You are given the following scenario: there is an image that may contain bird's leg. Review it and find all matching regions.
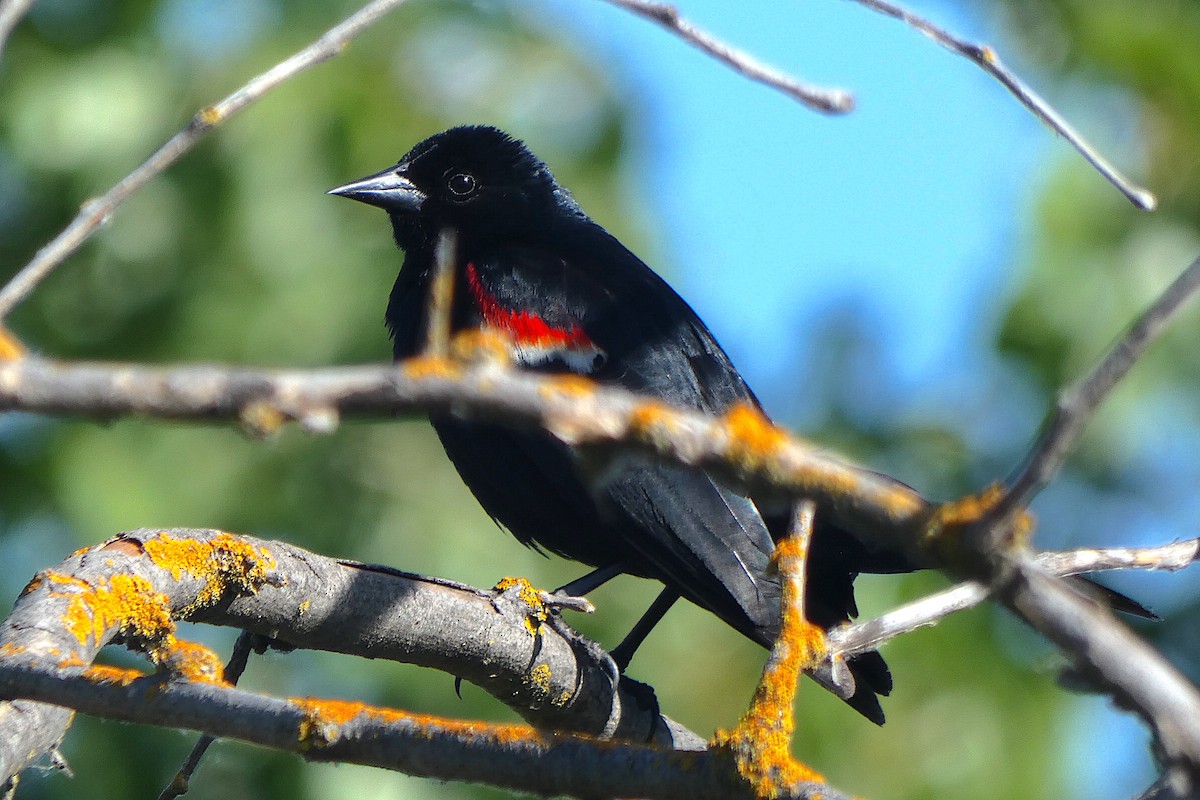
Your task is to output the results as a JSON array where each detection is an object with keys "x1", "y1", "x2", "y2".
[
  {"x1": 552, "y1": 562, "x2": 625, "y2": 599},
  {"x1": 527, "y1": 563, "x2": 629, "y2": 617},
  {"x1": 503, "y1": 563, "x2": 628, "y2": 627},
  {"x1": 610, "y1": 587, "x2": 681, "y2": 670}
]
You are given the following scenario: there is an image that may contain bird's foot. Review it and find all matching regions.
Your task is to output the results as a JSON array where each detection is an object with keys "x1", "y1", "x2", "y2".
[
  {"x1": 537, "y1": 589, "x2": 595, "y2": 615},
  {"x1": 491, "y1": 577, "x2": 594, "y2": 640}
]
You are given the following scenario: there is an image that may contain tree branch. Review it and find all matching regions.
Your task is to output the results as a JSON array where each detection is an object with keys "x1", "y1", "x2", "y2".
[
  {"x1": 0, "y1": 355, "x2": 934, "y2": 556},
  {"x1": 999, "y1": 555, "x2": 1200, "y2": 798},
  {"x1": 828, "y1": 539, "x2": 1200, "y2": 661},
  {"x1": 599, "y1": 0, "x2": 854, "y2": 113},
  {"x1": 848, "y1": 0, "x2": 1156, "y2": 210},
  {"x1": 0, "y1": 664, "x2": 748, "y2": 800},
  {"x1": 0, "y1": 0, "x2": 411, "y2": 321},
  {"x1": 999, "y1": 252, "x2": 1200, "y2": 518},
  {"x1": 0, "y1": 0, "x2": 35, "y2": 62},
  {"x1": 157, "y1": 631, "x2": 260, "y2": 800},
  {"x1": 0, "y1": 528, "x2": 848, "y2": 799}
]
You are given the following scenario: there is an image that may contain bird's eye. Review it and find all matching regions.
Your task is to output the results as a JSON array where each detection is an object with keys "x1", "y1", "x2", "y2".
[{"x1": 447, "y1": 173, "x2": 477, "y2": 198}]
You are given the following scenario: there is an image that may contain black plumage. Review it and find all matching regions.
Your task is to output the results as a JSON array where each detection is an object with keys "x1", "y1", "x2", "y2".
[{"x1": 330, "y1": 125, "x2": 917, "y2": 723}]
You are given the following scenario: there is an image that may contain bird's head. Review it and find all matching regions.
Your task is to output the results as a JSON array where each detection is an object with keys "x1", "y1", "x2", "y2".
[{"x1": 329, "y1": 126, "x2": 577, "y2": 249}]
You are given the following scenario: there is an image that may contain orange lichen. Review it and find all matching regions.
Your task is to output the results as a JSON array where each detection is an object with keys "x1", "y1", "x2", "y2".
[
  {"x1": 292, "y1": 695, "x2": 543, "y2": 750},
  {"x1": 628, "y1": 400, "x2": 681, "y2": 443},
  {"x1": 450, "y1": 328, "x2": 515, "y2": 364},
  {"x1": 723, "y1": 402, "x2": 789, "y2": 470},
  {"x1": 47, "y1": 571, "x2": 175, "y2": 657},
  {"x1": 399, "y1": 355, "x2": 462, "y2": 380},
  {"x1": 0, "y1": 326, "x2": 25, "y2": 360},
  {"x1": 395, "y1": 709, "x2": 540, "y2": 745},
  {"x1": 82, "y1": 664, "x2": 148, "y2": 686},
  {"x1": 240, "y1": 401, "x2": 287, "y2": 438},
  {"x1": 0, "y1": 643, "x2": 26, "y2": 658},
  {"x1": 932, "y1": 483, "x2": 1005, "y2": 528},
  {"x1": 711, "y1": 533, "x2": 825, "y2": 797},
  {"x1": 142, "y1": 532, "x2": 275, "y2": 617},
  {"x1": 43, "y1": 572, "x2": 91, "y2": 592},
  {"x1": 538, "y1": 373, "x2": 598, "y2": 400},
  {"x1": 770, "y1": 529, "x2": 809, "y2": 568},
  {"x1": 791, "y1": 462, "x2": 859, "y2": 502},
  {"x1": 196, "y1": 105, "x2": 222, "y2": 126},
  {"x1": 493, "y1": 576, "x2": 548, "y2": 637},
  {"x1": 294, "y1": 698, "x2": 357, "y2": 749},
  {"x1": 160, "y1": 639, "x2": 228, "y2": 684},
  {"x1": 877, "y1": 484, "x2": 927, "y2": 519},
  {"x1": 529, "y1": 662, "x2": 552, "y2": 694},
  {"x1": 925, "y1": 483, "x2": 1035, "y2": 553}
]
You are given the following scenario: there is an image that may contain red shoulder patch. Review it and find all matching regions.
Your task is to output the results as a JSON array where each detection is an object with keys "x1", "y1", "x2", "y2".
[{"x1": 465, "y1": 262, "x2": 600, "y2": 352}]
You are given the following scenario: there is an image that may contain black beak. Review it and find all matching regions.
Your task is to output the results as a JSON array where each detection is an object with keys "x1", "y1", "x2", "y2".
[{"x1": 327, "y1": 165, "x2": 425, "y2": 213}]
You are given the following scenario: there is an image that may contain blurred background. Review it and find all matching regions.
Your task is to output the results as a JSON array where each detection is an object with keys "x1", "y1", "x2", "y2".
[{"x1": 1, "y1": 0, "x2": 1199, "y2": 797}]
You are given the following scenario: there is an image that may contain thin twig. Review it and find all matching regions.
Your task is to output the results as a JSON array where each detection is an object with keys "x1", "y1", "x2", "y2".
[
  {"x1": 998, "y1": 253, "x2": 1200, "y2": 518},
  {"x1": 848, "y1": 0, "x2": 1156, "y2": 210},
  {"x1": 424, "y1": 229, "x2": 458, "y2": 357},
  {"x1": 0, "y1": 0, "x2": 35, "y2": 62},
  {"x1": 0, "y1": 0, "x2": 411, "y2": 322},
  {"x1": 600, "y1": 0, "x2": 853, "y2": 114},
  {"x1": 828, "y1": 539, "x2": 1200, "y2": 660},
  {"x1": 789, "y1": 500, "x2": 816, "y2": 617},
  {"x1": 157, "y1": 631, "x2": 258, "y2": 800},
  {"x1": 1004, "y1": 555, "x2": 1200, "y2": 790}
]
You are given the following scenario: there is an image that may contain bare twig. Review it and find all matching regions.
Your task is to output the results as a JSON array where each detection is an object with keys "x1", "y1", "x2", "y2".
[
  {"x1": 1001, "y1": 555, "x2": 1200, "y2": 797},
  {"x1": 829, "y1": 539, "x2": 1200, "y2": 660},
  {"x1": 424, "y1": 229, "x2": 458, "y2": 357},
  {"x1": 788, "y1": 501, "x2": 817, "y2": 616},
  {"x1": 0, "y1": 0, "x2": 35, "y2": 62},
  {"x1": 157, "y1": 631, "x2": 259, "y2": 800},
  {"x1": 848, "y1": 0, "x2": 1156, "y2": 210},
  {"x1": 600, "y1": 0, "x2": 853, "y2": 114},
  {"x1": 998, "y1": 253, "x2": 1200, "y2": 518},
  {"x1": 0, "y1": 0, "x2": 411, "y2": 321}
]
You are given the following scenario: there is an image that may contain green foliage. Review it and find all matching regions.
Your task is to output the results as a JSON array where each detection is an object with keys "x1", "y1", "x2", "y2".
[{"x1": 2, "y1": 1, "x2": 1197, "y2": 799}]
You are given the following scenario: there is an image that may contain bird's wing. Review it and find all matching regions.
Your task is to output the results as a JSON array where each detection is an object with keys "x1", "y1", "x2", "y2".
[
  {"x1": 597, "y1": 458, "x2": 782, "y2": 641},
  {"x1": 470, "y1": 237, "x2": 785, "y2": 637}
]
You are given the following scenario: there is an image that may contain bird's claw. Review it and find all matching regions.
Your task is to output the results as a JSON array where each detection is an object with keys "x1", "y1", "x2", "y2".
[{"x1": 537, "y1": 590, "x2": 595, "y2": 614}]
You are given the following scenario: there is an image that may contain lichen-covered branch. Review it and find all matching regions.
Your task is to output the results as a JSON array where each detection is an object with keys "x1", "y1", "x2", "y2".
[
  {"x1": 0, "y1": 661, "x2": 748, "y2": 800},
  {"x1": 0, "y1": 529, "x2": 700, "y2": 771},
  {"x1": 0, "y1": 528, "x2": 844, "y2": 800},
  {"x1": 0, "y1": 354, "x2": 934, "y2": 557},
  {"x1": 711, "y1": 501, "x2": 828, "y2": 797}
]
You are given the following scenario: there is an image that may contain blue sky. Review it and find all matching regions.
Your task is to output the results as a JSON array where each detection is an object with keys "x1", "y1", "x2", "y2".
[{"x1": 541, "y1": 0, "x2": 1048, "y2": 402}]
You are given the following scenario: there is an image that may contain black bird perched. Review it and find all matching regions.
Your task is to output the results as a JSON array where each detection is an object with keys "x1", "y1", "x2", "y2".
[{"x1": 328, "y1": 125, "x2": 920, "y2": 724}]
